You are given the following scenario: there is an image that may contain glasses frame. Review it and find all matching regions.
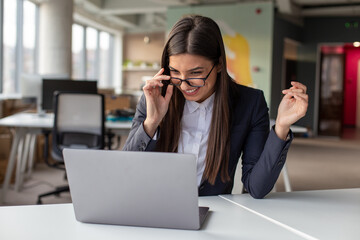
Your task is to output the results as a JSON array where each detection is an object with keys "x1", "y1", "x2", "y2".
[{"x1": 169, "y1": 64, "x2": 216, "y2": 87}]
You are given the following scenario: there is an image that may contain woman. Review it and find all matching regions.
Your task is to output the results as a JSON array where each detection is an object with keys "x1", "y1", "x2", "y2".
[{"x1": 123, "y1": 15, "x2": 308, "y2": 199}]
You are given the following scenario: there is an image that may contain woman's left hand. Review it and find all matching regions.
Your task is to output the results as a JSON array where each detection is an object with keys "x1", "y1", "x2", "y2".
[{"x1": 275, "y1": 81, "x2": 308, "y2": 140}]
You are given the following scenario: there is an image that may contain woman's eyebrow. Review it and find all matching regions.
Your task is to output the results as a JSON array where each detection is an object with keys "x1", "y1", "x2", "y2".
[{"x1": 169, "y1": 66, "x2": 204, "y2": 72}]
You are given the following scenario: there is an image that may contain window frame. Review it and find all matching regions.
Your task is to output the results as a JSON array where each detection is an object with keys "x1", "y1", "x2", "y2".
[
  {"x1": 0, "y1": 0, "x2": 3, "y2": 93},
  {"x1": 72, "y1": 23, "x2": 115, "y2": 88},
  {"x1": 15, "y1": 0, "x2": 24, "y2": 92},
  {"x1": 0, "y1": 0, "x2": 39, "y2": 95},
  {"x1": 0, "y1": 2, "x2": 116, "y2": 95}
]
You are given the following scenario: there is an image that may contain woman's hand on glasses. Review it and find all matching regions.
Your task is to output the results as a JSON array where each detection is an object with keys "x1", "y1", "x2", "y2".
[{"x1": 142, "y1": 68, "x2": 173, "y2": 138}]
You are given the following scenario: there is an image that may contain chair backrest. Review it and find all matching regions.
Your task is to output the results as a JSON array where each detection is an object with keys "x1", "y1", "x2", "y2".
[{"x1": 51, "y1": 92, "x2": 105, "y2": 162}]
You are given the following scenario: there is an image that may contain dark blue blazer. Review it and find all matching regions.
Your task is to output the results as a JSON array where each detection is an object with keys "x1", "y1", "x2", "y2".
[{"x1": 123, "y1": 83, "x2": 293, "y2": 199}]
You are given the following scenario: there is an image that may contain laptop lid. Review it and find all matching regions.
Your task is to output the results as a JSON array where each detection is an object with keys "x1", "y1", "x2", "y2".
[{"x1": 63, "y1": 149, "x2": 207, "y2": 230}]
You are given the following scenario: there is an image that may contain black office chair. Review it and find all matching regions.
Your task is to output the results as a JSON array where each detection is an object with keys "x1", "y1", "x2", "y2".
[{"x1": 37, "y1": 92, "x2": 105, "y2": 204}]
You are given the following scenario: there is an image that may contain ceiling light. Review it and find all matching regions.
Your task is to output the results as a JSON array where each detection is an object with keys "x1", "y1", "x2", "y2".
[{"x1": 144, "y1": 36, "x2": 150, "y2": 44}]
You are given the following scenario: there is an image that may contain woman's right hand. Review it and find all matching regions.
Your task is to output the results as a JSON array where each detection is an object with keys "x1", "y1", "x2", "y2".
[{"x1": 142, "y1": 68, "x2": 174, "y2": 138}]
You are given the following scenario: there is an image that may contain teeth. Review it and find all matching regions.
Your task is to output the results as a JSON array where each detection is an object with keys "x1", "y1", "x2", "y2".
[{"x1": 186, "y1": 88, "x2": 197, "y2": 93}]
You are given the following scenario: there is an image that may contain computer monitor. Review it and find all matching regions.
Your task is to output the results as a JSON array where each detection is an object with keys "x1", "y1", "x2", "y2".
[
  {"x1": 42, "y1": 79, "x2": 98, "y2": 111},
  {"x1": 21, "y1": 74, "x2": 72, "y2": 115}
]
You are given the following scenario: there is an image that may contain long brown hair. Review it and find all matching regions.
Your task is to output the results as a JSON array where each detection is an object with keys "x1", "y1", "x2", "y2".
[{"x1": 157, "y1": 15, "x2": 233, "y2": 185}]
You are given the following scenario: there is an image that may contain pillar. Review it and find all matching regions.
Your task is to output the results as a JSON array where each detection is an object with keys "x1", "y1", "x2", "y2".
[{"x1": 38, "y1": 0, "x2": 73, "y2": 76}]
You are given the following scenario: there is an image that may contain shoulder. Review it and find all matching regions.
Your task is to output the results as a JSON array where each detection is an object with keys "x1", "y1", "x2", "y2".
[
  {"x1": 229, "y1": 82, "x2": 265, "y2": 104},
  {"x1": 228, "y1": 82, "x2": 269, "y2": 129}
]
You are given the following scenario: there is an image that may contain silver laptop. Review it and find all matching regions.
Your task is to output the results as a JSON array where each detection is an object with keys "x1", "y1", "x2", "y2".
[{"x1": 63, "y1": 149, "x2": 209, "y2": 230}]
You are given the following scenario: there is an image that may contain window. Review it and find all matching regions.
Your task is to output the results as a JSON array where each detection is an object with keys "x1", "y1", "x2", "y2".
[
  {"x1": 2, "y1": 0, "x2": 17, "y2": 94},
  {"x1": 72, "y1": 24, "x2": 85, "y2": 79},
  {"x1": 23, "y1": 0, "x2": 37, "y2": 74},
  {"x1": 86, "y1": 27, "x2": 98, "y2": 79},
  {"x1": 71, "y1": 24, "x2": 114, "y2": 88},
  {"x1": 1, "y1": 0, "x2": 38, "y2": 94},
  {"x1": 99, "y1": 31, "x2": 112, "y2": 88}
]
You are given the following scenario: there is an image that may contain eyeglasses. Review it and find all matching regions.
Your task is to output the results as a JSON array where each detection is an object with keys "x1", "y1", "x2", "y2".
[{"x1": 169, "y1": 64, "x2": 216, "y2": 87}]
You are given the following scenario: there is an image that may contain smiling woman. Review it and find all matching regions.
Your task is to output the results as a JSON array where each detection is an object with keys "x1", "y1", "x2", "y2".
[
  {"x1": 168, "y1": 54, "x2": 217, "y2": 103},
  {"x1": 123, "y1": 15, "x2": 308, "y2": 199}
]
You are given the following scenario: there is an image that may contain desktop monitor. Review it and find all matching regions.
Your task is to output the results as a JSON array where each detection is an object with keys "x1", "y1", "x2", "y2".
[
  {"x1": 21, "y1": 74, "x2": 71, "y2": 114},
  {"x1": 42, "y1": 79, "x2": 98, "y2": 111}
]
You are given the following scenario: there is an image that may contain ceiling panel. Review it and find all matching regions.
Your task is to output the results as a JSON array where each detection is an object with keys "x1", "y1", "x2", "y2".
[{"x1": 74, "y1": 0, "x2": 360, "y2": 32}]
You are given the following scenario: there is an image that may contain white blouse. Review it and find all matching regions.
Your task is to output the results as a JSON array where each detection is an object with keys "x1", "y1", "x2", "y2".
[{"x1": 178, "y1": 93, "x2": 215, "y2": 186}]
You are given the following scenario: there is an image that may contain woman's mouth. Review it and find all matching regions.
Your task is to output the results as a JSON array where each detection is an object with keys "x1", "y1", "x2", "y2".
[{"x1": 183, "y1": 87, "x2": 200, "y2": 96}]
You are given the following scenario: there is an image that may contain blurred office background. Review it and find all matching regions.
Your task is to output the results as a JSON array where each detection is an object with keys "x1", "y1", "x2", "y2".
[{"x1": 0, "y1": 0, "x2": 360, "y2": 205}]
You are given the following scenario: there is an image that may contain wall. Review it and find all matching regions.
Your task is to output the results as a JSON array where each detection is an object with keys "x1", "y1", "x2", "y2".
[
  {"x1": 271, "y1": 16, "x2": 303, "y2": 120},
  {"x1": 167, "y1": 2, "x2": 274, "y2": 104},
  {"x1": 344, "y1": 47, "x2": 360, "y2": 126},
  {"x1": 122, "y1": 32, "x2": 165, "y2": 90},
  {"x1": 358, "y1": 60, "x2": 360, "y2": 128},
  {"x1": 297, "y1": 17, "x2": 360, "y2": 131}
]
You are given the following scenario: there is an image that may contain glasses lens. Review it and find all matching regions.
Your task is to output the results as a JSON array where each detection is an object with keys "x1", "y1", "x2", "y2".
[
  {"x1": 170, "y1": 78, "x2": 181, "y2": 86},
  {"x1": 169, "y1": 78, "x2": 205, "y2": 87},
  {"x1": 187, "y1": 79, "x2": 205, "y2": 87}
]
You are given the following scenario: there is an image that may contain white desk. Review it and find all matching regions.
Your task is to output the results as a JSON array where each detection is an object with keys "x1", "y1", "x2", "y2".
[
  {"x1": 0, "y1": 189, "x2": 357, "y2": 240},
  {"x1": 0, "y1": 112, "x2": 132, "y2": 131},
  {"x1": 222, "y1": 188, "x2": 360, "y2": 240},
  {"x1": 0, "y1": 112, "x2": 132, "y2": 203},
  {"x1": 0, "y1": 196, "x2": 305, "y2": 240}
]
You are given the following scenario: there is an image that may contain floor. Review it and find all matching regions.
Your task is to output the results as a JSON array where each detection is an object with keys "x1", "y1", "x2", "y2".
[
  {"x1": 232, "y1": 127, "x2": 360, "y2": 194},
  {"x1": 1, "y1": 128, "x2": 360, "y2": 206},
  {"x1": 0, "y1": 164, "x2": 71, "y2": 206}
]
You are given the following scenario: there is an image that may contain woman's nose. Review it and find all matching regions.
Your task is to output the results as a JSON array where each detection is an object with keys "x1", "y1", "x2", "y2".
[{"x1": 180, "y1": 81, "x2": 191, "y2": 90}]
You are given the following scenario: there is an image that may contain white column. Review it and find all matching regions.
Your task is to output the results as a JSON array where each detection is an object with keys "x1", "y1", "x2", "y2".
[{"x1": 38, "y1": 0, "x2": 73, "y2": 76}]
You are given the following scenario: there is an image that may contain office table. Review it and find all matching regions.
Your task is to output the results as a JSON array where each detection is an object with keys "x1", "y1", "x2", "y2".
[
  {"x1": 0, "y1": 112, "x2": 132, "y2": 203},
  {"x1": 0, "y1": 195, "x2": 306, "y2": 240},
  {"x1": 0, "y1": 189, "x2": 358, "y2": 240},
  {"x1": 221, "y1": 188, "x2": 360, "y2": 240}
]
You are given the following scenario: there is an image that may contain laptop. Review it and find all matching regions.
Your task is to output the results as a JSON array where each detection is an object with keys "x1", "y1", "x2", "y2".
[{"x1": 63, "y1": 149, "x2": 209, "y2": 230}]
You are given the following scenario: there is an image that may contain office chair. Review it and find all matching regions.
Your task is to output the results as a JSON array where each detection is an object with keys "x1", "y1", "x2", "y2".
[{"x1": 37, "y1": 92, "x2": 105, "y2": 204}]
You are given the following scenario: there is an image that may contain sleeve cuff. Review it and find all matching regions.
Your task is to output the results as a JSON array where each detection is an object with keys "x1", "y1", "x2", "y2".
[
  {"x1": 142, "y1": 122, "x2": 159, "y2": 140},
  {"x1": 271, "y1": 124, "x2": 293, "y2": 142},
  {"x1": 152, "y1": 129, "x2": 159, "y2": 140}
]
